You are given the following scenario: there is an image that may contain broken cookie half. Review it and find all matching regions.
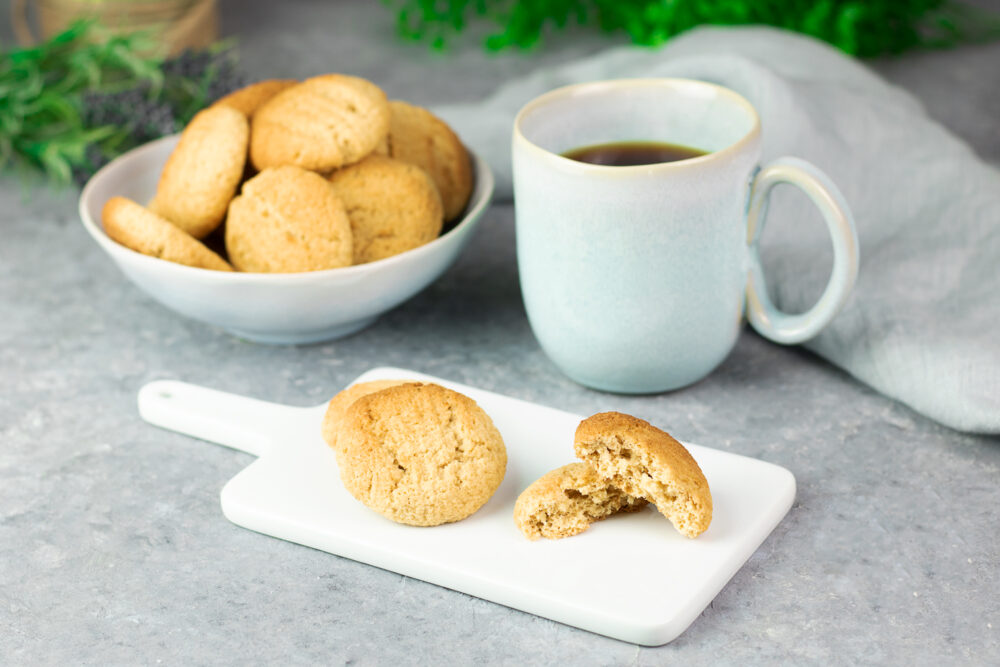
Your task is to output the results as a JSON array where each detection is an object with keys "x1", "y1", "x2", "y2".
[
  {"x1": 574, "y1": 412, "x2": 713, "y2": 539},
  {"x1": 513, "y1": 411, "x2": 713, "y2": 541},
  {"x1": 513, "y1": 462, "x2": 647, "y2": 540}
]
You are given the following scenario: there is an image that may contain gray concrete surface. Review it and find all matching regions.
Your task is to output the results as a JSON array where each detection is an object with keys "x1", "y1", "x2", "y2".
[{"x1": 1, "y1": 1, "x2": 998, "y2": 664}]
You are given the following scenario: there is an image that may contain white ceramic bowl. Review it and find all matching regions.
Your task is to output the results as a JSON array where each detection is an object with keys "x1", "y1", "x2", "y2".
[{"x1": 79, "y1": 135, "x2": 494, "y2": 344}]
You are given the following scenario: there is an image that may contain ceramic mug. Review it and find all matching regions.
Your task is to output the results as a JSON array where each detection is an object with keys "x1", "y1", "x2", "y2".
[{"x1": 512, "y1": 78, "x2": 859, "y2": 393}]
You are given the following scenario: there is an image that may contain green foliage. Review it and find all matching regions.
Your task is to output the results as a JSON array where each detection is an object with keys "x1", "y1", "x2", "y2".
[
  {"x1": 0, "y1": 21, "x2": 242, "y2": 186},
  {"x1": 385, "y1": 0, "x2": 1000, "y2": 55}
]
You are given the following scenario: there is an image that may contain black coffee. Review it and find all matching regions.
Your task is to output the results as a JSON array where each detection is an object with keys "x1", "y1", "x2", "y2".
[{"x1": 562, "y1": 140, "x2": 707, "y2": 166}]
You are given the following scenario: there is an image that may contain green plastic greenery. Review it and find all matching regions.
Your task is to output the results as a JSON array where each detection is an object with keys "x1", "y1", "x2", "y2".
[
  {"x1": 386, "y1": 0, "x2": 1000, "y2": 55},
  {"x1": 0, "y1": 21, "x2": 241, "y2": 186}
]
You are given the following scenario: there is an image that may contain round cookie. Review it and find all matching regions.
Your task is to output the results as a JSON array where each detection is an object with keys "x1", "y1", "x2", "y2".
[
  {"x1": 327, "y1": 154, "x2": 443, "y2": 264},
  {"x1": 213, "y1": 79, "x2": 298, "y2": 117},
  {"x1": 574, "y1": 412, "x2": 713, "y2": 538},
  {"x1": 250, "y1": 74, "x2": 390, "y2": 172},
  {"x1": 321, "y1": 379, "x2": 409, "y2": 460},
  {"x1": 514, "y1": 462, "x2": 647, "y2": 541},
  {"x1": 386, "y1": 100, "x2": 473, "y2": 221},
  {"x1": 149, "y1": 105, "x2": 248, "y2": 239},
  {"x1": 102, "y1": 196, "x2": 233, "y2": 271},
  {"x1": 225, "y1": 165, "x2": 353, "y2": 273},
  {"x1": 338, "y1": 383, "x2": 507, "y2": 527}
]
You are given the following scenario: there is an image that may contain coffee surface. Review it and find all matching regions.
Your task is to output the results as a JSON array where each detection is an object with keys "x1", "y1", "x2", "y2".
[{"x1": 562, "y1": 141, "x2": 707, "y2": 166}]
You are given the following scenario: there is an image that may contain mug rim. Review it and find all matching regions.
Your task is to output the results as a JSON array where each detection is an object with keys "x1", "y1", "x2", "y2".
[{"x1": 512, "y1": 77, "x2": 761, "y2": 172}]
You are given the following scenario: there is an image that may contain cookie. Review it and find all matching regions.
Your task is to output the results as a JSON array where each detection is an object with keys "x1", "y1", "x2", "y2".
[
  {"x1": 327, "y1": 154, "x2": 443, "y2": 264},
  {"x1": 148, "y1": 105, "x2": 249, "y2": 239},
  {"x1": 514, "y1": 463, "x2": 647, "y2": 541},
  {"x1": 225, "y1": 165, "x2": 353, "y2": 273},
  {"x1": 213, "y1": 79, "x2": 298, "y2": 117},
  {"x1": 321, "y1": 379, "x2": 409, "y2": 460},
  {"x1": 574, "y1": 412, "x2": 712, "y2": 538},
  {"x1": 102, "y1": 196, "x2": 233, "y2": 271},
  {"x1": 250, "y1": 74, "x2": 390, "y2": 172},
  {"x1": 337, "y1": 383, "x2": 507, "y2": 527},
  {"x1": 386, "y1": 100, "x2": 473, "y2": 221}
]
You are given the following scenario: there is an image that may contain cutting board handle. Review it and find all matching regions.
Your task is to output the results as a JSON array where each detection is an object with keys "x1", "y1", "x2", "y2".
[{"x1": 138, "y1": 380, "x2": 310, "y2": 457}]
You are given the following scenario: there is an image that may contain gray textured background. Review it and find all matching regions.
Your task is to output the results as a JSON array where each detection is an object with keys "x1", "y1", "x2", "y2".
[{"x1": 1, "y1": 0, "x2": 998, "y2": 664}]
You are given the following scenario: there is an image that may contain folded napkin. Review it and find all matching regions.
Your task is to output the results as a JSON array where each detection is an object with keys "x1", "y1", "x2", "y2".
[{"x1": 434, "y1": 26, "x2": 1000, "y2": 434}]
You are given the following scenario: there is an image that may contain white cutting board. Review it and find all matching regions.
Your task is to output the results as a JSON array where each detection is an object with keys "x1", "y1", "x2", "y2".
[{"x1": 137, "y1": 367, "x2": 795, "y2": 646}]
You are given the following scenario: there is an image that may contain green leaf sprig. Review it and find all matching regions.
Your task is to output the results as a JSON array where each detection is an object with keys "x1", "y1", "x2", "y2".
[
  {"x1": 385, "y1": 0, "x2": 1000, "y2": 55},
  {"x1": 0, "y1": 20, "x2": 243, "y2": 186}
]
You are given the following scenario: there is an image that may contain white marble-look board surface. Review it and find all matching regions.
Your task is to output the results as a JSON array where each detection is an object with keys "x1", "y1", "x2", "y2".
[{"x1": 137, "y1": 368, "x2": 795, "y2": 645}]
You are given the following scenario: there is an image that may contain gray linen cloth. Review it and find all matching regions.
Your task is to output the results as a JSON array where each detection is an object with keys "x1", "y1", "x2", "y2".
[{"x1": 434, "y1": 26, "x2": 1000, "y2": 433}]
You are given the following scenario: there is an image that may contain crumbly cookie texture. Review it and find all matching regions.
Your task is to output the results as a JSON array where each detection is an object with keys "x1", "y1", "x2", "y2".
[
  {"x1": 149, "y1": 105, "x2": 248, "y2": 239},
  {"x1": 574, "y1": 412, "x2": 712, "y2": 538},
  {"x1": 321, "y1": 380, "x2": 409, "y2": 461},
  {"x1": 102, "y1": 196, "x2": 233, "y2": 271},
  {"x1": 386, "y1": 100, "x2": 473, "y2": 222},
  {"x1": 337, "y1": 383, "x2": 507, "y2": 527},
  {"x1": 514, "y1": 462, "x2": 647, "y2": 540},
  {"x1": 213, "y1": 79, "x2": 298, "y2": 117},
  {"x1": 225, "y1": 165, "x2": 353, "y2": 273},
  {"x1": 250, "y1": 74, "x2": 390, "y2": 172},
  {"x1": 328, "y1": 154, "x2": 443, "y2": 264}
]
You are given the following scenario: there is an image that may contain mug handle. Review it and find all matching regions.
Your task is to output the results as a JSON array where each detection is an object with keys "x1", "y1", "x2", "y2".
[{"x1": 745, "y1": 156, "x2": 860, "y2": 344}]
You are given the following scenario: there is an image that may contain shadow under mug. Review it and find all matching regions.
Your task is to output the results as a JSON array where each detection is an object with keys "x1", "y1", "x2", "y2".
[{"x1": 512, "y1": 78, "x2": 859, "y2": 393}]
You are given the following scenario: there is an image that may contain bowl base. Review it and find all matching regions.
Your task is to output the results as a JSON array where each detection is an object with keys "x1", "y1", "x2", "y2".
[{"x1": 225, "y1": 316, "x2": 378, "y2": 345}]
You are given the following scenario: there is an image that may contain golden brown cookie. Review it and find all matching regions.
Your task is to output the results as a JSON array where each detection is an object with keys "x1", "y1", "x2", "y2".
[
  {"x1": 327, "y1": 154, "x2": 443, "y2": 264},
  {"x1": 574, "y1": 412, "x2": 712, "y2": 538},
  {"x1": 338, "y1": 383, "x2": 507, "y2": 527},
  {"x1": 386, "y1": 100, "x2": 473, "y2": 221},
  {"x1": 225, "y1": 165, "x2": 353, "y2": 273},
  {"x1": 321, "y1": 379, "x2": 409, "y2": 460},
  {"x1": 148, "y1": 105, "x2": 249, "y2": 239},
  {"x1": 102, "y1": 196, "x2": 233, "y2": 271},
  {"x1": 250, "y1": 74, "x2": 390, "y2": 172},
  {"x1": 213, "y1": 79, "x2": 298, "y2": 117},
  {"x1": 514, "y1": 463, "x2": 647, "y2": 541}
]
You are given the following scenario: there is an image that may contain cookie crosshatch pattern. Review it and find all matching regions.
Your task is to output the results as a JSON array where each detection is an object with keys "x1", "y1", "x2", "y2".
[
  {"x1": 250, "y1": 74, "x2": 392, "y2": 172},
  {"x1": 334, "y1": 383, "x2": 508, "y2": 527}
]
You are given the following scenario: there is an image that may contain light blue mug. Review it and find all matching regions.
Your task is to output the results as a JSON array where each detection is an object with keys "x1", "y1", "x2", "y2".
[{"x1": 512, "y1": 78, "x2": 859, "y2": 393}]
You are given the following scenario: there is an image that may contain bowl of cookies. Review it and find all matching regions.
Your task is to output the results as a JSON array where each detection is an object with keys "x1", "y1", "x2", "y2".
[{"x1": 79, "y1": 74, "x2": 493, "y2": 344}]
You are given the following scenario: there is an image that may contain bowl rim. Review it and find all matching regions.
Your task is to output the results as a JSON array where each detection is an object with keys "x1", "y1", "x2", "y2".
[{"x1": 78, "y1": 134, "x2": 495, "y2": 284}]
